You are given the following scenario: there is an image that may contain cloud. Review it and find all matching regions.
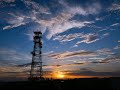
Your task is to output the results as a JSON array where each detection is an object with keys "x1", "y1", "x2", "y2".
[
  {"x1": 53, "y1": 32, "x2": 103, "y2": 48},
  {"x1": 3, "y1": 14, "x2": 29, "y2": 30},
  {"x1": 59, "y1": 0, "x2": 101, "y2": 15},
  {"x1": 17, "y1": 62, "x2": 85, "y2": 69},
  {"x1": 110, "y1": 23, "x2": 120, "y2": 27},
  {"x1": 114, "y1": 45, "x2": 120, "y2": 49},
  {"x1": 74, "y1": 31, "x2": 110, "y2": 47},
  {"x1": 53, "y1": 32, "x2": 109, "y2": 47},
  {"x1": 53, "y1": 33, "x2": 100, "y2": 45},
  {"x1": 49, "y1": 50, "x2": 97, "y2": 59},
  {"x1": 86, "y1": 53, "x2": 120, "y2": 64},
  {"x1": 101, "y1": 55, "x2": 120, "y2": 63},
  {"x1": 8, "y1": 52, "x2": 120, "y2": 71},
  {"x1": 0, "y1": 0, "x2": 15, "y2": 4},
  {"x1": 39, "y1": 14, "x2": 94, "y2": 39},
  {"x1": 90, "y1": 58, "x2": 113, "y2": 64},
  {"x1": 118, "y1": 40, "x2": 120, "y2": 43},
  {"x1": 76, "y1": 33, "x2": 99, "y2": 45},
  {"x1": 67, "y1": 69, "x2": 120, "y2": 77},
  {"x1": 90, "y1": 61, "x2": 109, "y2": 64},
  {"x1": 53, "y1": 33, "x2": 83, "y2": 42},
  {"x1": 68, "y1": 4, "x2": 101, "y2": 16},
  {"x1": 2, "y1": 1, "x2": 47, "y2": 30},
  {"x1": 95, "y1": 17, "x2": 103, "y2": 21},
  {"x1": 2, "y1": 0, "x2": 97, "y2": 40},
  {"x1": 42, "y1": 51, "x2": 54, "y2": 56},
  {"x1": 109, "y1": 3, "x2": 120, "y2": 11},
  {"x1": 24, "y1": 24, "x2": 47, "y2": 40},
  {"x1": 0, "y1": 65, "x2": 30, "y2": 81},
  {"x1": 96, "y1": 48, "x2": 114, "y2": 55},
  {"x1": 0, "y1": 48, "x2": 31, "y2": 66},
  {"x1": 3, "y1": 22, "x2": 26, "y2": 30},
  {"x1": 42, "y1": 0, "x2": 101, "y2": 39},
  {"x1": 22, "y1": 0, "x2": 50, "y2": 14},
  {"x1": 102, "y1": 33, "x2": 109, "y2": 37},
  {"x1": 0, "y1": 66, "x2": 29, "y2": 73},
  {"x1": 66, "y1": 62, "x2": 85, "y2": 66},
  {"x1": 48, "y1": 48, "x2": 117, "y2": 64}
]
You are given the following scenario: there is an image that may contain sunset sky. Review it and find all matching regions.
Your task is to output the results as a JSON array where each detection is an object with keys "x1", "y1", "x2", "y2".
[{"x1": 0, "y1": 0, "x2": 120, "y2": 81}]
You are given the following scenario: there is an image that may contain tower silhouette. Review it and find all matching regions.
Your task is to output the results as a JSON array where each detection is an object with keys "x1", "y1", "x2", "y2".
[{"x1": 29, "y1": 31, "x2": 43, "y2": 80}]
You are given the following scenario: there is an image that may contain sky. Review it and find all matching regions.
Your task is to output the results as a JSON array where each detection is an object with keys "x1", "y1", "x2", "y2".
[{"x1": 0, "y1": 0, "x2": 120, "y2": 81}]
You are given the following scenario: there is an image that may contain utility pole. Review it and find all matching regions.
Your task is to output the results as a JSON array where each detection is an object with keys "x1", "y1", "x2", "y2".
[{"x1": 29, "y1": 31, "x2": 43, "y2": 80}]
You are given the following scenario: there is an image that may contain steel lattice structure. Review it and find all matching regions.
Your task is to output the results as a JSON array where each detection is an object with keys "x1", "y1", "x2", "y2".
[{"x1": 29, "y1": 31, "x2": 43, "y2": 80}]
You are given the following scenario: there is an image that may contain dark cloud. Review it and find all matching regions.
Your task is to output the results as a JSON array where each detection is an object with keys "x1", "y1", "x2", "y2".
[
  {"x1": 17, "y1": 62, "x2": 84, "y2": 68},
  {"x1": 91, "y1": 61, "x2": 109, "y2": 64},
  {"x1": 67, "y1": 62, "x2": 85, "y2": 66},
  {"x1": 91, "y1": 55, "x2": 120, "y2": 64},
  {"x1": 67, "y1": 69, "x2": 120, "y2": 77}
]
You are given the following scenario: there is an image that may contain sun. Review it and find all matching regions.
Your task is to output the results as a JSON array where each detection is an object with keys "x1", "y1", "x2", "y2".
[
  {"x1": 57, "y1": 72, "x2": 64, "y2": 78},
  {"x1": 53, "y1": 71, "x2": 65, "y2": 79}
]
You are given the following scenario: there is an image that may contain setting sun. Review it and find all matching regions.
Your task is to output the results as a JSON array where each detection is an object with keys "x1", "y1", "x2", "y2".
[
  {"x1": 53, "y1": 71, "x2": 65, "y2": 79},
  {"x1": 57, "y1": 73, "x2": 64, "y2": 78}
]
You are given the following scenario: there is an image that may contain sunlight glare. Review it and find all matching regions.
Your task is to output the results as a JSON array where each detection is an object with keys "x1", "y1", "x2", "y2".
[{"x1": 53, "y1": 71, "x2": 65, "y2": 79}]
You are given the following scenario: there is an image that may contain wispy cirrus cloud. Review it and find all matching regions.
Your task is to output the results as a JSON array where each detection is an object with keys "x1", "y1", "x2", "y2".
[
  {"x1": 59, "y1": 0, "x2": 101, "y2": 15},
  {"x1": 74, "y1": 31, "x2": 109, "y2": 46},
  {"x1": 0, "y1": 48, "x2": 31, "y2": 66},
  {"x1": 113, "y1": 41, "x2": 120, "y2": 50},
  {"x1": 3, "y1": 13, "x2": 30, "y2": 30},
  {"x1": 114, "y1": 45, "x2": 120, "y2": 50},
  {"x1": 102, "y1": 33, "x2": 109, "y2": 37},
  {"x1": 53, "y1": 31, "x2": 109, "y2": 47},
  {"x1": 0, "y1": 66, "x2": 29, "y2": 73},
  {"x1": 110, "y1": 23, "x2": 120, "y2": 27},
  {"x1": 109, "y1": 3, "x2": 120, "y2": 11},
  {"x1": 22, "y1": 0, "x2": 50, "y2": 14},
  {"x1": 75, "y1": 33, "x2": 99, "y2": 46},
  {"x1": 3, "y1": 22, "x2": 26, "y2": 30},
  {"x1": 38, "y1": 13, "x2": 94, "y2": 39},
  {"x1": 49, "y1": 50, "x2": 97, "y2": 60},
  {"x1": 53, "y1": 33, "x2": 83, "y2": 42},
  {"x1": 2, "y1": 0, "x2": 100, "y2": 40},
  {"x1": 96, "y1": 48, "x2": 114, "y2": 55},
  {"x1": 48, "y1": 48, "x2": 119, "y2": 65},
  {"x1": 0, "y1": 0, "x2": 15, "y2": 4},
  {"x1": 54, "y1": 33, "x2": 98, "y2": 44}
]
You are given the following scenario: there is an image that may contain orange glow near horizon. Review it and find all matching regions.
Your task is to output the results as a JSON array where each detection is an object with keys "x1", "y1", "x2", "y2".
[
  {"x1": 53, "y1": 71, "x2": 65, "y2": 79},
  {"x1": 43, "y1": 72, "x2": 111, "y2": 79}
]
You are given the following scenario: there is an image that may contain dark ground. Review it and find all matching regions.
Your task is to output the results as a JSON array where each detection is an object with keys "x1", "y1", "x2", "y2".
[{"x1": 0, "y1": 77, "x2": 120, "y2": 90}]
